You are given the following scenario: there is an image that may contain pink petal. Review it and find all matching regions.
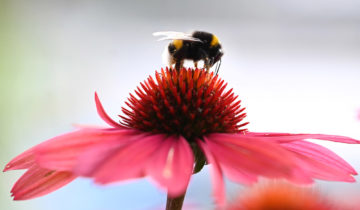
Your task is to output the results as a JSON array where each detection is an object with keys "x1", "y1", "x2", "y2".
[
  {"x1": 147, "y1": 136, "x2": 194, "y2": 197},
  {"x1": 74, "y1": 140, "x2": 127, "y2": 176},
  {"x1": 94, "y1": 92, "x2": 124, "y2": 128},
  {"x1": 85, "y1": 134, "x2": 167, "y2": 184},
  {"x1": 205, "y1": 134, "x2": 314, "y2": 184},
  {"x1": 219, "y1": 163, "x2": 258, "y2": 185},
  {"x1": 245, "y1": 132, "x2": 360, "y2": 144},
  {"x1": 208, "y1": 133, "x2": 358, "y2": 183},
  {"x1": 281, "y1": 142, "x2": 356, "y2": 182},
  {"x1": 207, "y1": 134, "x2": 296, "y2": 177},
  {"x1": 197, "y1": 138, "x2": 226, "y2": 207},
  {"x1": 282, "y1": 141, "x2": 356, "y2": 174},
  {"x1": 295, "y1": 154, "x2": 354, "y2": 182},
  {"x1": 4, "y1": 149, "x2": 35, "y2": 172},
  {"x1": 11, "y1": 166, "x2": 76, "y2": 200},
  {"x1": 74, "y1": 133, "x2": 147, "y2": 176},
  {"x1": 35, "y1": 128, "x2": 135, "y2": 171}
]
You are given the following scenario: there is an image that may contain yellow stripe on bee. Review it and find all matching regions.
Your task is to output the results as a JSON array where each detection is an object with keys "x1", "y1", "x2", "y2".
[
  {"x1": 173, "y1": 39, "x2": 183, "y2": 50},
  {"x1": 210, "y1": 35, "x2": 219, "y2": 46}
]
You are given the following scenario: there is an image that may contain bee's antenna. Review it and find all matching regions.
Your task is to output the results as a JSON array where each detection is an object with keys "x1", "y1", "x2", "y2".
[{"x1": 215, "y1": 59, "x2": 221, "y2": 75}]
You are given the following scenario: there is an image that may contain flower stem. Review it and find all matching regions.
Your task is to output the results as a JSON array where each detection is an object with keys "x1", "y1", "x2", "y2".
[
  {"x1": 165, "y1": 144, "x2": 205, "y2": 209},
  {"x1": 166, "y1": 193, "x2": 186, "y2": 210}
]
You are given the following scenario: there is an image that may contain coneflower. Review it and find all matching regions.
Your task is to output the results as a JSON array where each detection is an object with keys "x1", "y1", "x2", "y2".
[{"x1": 4, "y1": 68, "x2": 359, "y2": 210}]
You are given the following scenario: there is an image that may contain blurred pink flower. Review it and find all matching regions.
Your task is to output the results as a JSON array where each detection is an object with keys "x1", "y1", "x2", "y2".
[{"x1": 4, "y1": 68, "x2": 359, "y2": 206}]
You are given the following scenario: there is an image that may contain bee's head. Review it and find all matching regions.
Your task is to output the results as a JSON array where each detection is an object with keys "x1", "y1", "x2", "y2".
[
  {"x1": 212, "y1": 46, "x2": 223, "y2": 75},
  {"x1": 168, "y1": 39, "x2": 183, "y2": 55},
  {"x1": 209, "y1": 44, "x2": 224, "y2": 67},
  {"x1": 209, "y1": 41, "x2": 223, "y2": 75},
  {"x1": 207, "y1": 33, "x2": 223, "y2": 65},
  {"x1": 213, "y1": 46, "x2": 223, "y2": 64}
]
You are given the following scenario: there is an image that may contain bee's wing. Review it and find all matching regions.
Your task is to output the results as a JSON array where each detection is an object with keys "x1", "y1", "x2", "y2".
[{"x1": 153, "y1": 31, "x2": 203, "y2": 42}]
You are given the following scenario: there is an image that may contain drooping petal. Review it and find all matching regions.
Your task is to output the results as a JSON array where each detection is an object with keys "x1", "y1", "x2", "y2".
[
  {"x1": 282, "y1": 141, "x2": 356, "y2": 174},
  {"x1": 206, "y1": 134, "x2": 304, "y2": 180},
  {"x1": 281, "y1": 141, "x2": 356, "y2": 182},
  {"x1": 147, "y1": 136, "x2": 194, "y2": 197},
  {"x1": 3, "y1": 149, "x2": 35, "y2": 172},
  {"x1": 197, "y1": 138, "x2": 226, "y2": 207},
  {"x1": 35, "y1": 128, "x2": 135, "y2": 171},
  {"x1": 11, "y1": 166, "x2": 76, "y2": 200},
  {"x1": 73, "y1": 137, "x2": 132, "y2": 176},
  {"x1": 245, "y1": 132, "x2": 360, "y2": 144},
  {"x1": 95, "y1": 92, "x2": 124, "y2": 128},
  {"x1": 80, "y1": 134, "x2": 167, "y2": 184},
  {"x1": 220, "y1": 165, "x2": 259, "y2": 185},
  {"x1": 293, "y1": 155, "x2": 355, "y2": 182},
  {"x1": 204, "y1": 133, "x2": 316, "y2": 186},
  {"x1": 73, "y1": 132, "x2": 150, "y2": 177},
  {"x1": 205, "y1": 133, "x2": 358, "y2": 187}
]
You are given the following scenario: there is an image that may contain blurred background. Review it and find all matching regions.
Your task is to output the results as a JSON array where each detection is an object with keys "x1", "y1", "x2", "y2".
[{"x1": 1, "y1": 0, "x2": 359, "y2": 209}]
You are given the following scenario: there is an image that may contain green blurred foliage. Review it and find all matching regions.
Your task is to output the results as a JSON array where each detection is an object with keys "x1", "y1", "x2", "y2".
[{"x1": 0, "y1": 2, "x2": 43, "y2": 209}]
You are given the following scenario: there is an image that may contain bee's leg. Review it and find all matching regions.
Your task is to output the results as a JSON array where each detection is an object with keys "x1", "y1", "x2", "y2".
[
  {"x1": 175, "y1": 61, "x2": 180, "y2": 71},
  {"x1": 169, "y1": 57, "x2": 178, "y2": 71},
  {"x1": 205, "y1": 66, "x2": 211, "y2": 72},
  {"x1": 204, "y1": 58, "x2": 211, "y2": 72},
  {"x1": 175, "y1": 60, "x2": 184, "y2": 71}
]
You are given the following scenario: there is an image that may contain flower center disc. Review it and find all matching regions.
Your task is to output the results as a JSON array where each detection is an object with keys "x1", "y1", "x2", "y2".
[{"x1": 120, "y1": 68, "x2": 248, "y2": 141}]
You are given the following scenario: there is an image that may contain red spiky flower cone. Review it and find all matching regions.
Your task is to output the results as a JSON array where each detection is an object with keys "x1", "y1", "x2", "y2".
[
  {"x1": 4, "y1": 68, "x2": 359, "y2": 209},
  {"x1": 120, "y1": 68, "x2": 248, "y2": 140}
]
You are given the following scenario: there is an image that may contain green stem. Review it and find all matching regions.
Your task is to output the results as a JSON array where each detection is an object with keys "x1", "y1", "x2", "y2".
[
  {"x1": 192, "y1": 143, "x2": 206, "y2": 174},
  {"x1": 166, "y1": 193, "x2": 186, "y2": 210}
]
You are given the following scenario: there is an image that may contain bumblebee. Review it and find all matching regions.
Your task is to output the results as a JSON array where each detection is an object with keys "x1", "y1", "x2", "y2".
[{"x1": 153, "y1": 31, "x2": 224, "y2": 74}]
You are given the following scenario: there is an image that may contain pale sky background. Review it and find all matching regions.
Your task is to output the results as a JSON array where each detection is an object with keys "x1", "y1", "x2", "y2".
[{"x1": 1, "y1": 0, "x2": 360, "y2": 209}]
